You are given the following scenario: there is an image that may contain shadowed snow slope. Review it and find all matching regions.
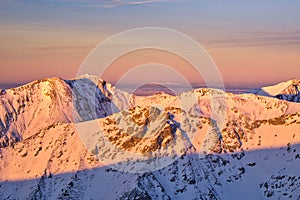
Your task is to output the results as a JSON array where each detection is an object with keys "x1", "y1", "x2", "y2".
[{"x1": 0, "y1": 77, "x2": 300, "y2": 199}]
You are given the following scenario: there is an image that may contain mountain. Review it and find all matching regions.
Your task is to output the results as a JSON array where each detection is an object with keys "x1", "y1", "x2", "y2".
[
  {"x1": 0, "y1": 77, "x2": 300, "y2": 199},
  {"x1": 251, "y1": 79, "x2": 300, "y2": 102},
  {"x1": 135, "y1": 83, "x2": 176, "y2": 96},
  {"x1": 0, "y1": 75, "x2": 133, "y2": 148}
]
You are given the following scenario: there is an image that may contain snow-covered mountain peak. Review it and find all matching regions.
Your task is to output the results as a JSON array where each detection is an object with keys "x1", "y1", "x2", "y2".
[
  {"x1": 0, "y1": 76, "x2": 133, "y2": 148},
  {"x1": 251, "y1": 79, "x2": 300, "y2": 103},
  {"x1": 261, "y1": 79, "x2": 300, "y2": 96}
]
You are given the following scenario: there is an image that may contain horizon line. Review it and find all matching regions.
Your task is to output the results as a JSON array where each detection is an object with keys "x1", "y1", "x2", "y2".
[{"x1": 1, "y1": 77, "x2": 299, "y2": 90}]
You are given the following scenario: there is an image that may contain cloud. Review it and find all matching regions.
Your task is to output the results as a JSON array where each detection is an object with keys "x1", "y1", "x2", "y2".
[
  {"x1": 1, "y1": 0, "x2": 183, "y2": 8},
  {"x1": 76, "y1": 0, "x2": 183, "y2": 8},
  {"x1": 33, "y1": 45, "x2": 94, "y2": 51},
  {"x1": 205, "y1": 31, "x2": 300, "y2": 49}
]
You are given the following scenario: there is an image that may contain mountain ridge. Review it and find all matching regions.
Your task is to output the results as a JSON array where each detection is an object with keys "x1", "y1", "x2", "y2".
[{"x1": 0, "y1": 76, "x2": 300, "y2": 199}]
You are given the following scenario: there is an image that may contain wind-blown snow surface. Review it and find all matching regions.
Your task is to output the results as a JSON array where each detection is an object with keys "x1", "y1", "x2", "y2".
[{"x1": 0, "y1": 77, "x2": 300, "y2": 199}]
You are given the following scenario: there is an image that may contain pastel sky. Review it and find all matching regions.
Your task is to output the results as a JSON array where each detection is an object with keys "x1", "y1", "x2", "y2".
[{"x1": 1, "y1": 0, "x2": 300, "y2": 88}]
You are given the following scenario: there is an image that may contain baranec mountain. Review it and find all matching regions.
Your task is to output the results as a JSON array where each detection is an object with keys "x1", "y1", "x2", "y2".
[{"x1": 0, "y1": 75, "x2": 299, "y2": 200}]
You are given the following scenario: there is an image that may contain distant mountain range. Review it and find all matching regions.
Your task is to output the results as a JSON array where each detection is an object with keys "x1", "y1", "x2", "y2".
[{"x1": 0, "y1": 76, "x2": 299, "y2": 200}]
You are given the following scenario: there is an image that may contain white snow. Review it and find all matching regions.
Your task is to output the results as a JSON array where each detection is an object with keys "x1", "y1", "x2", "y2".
[{"x1": 261, "y1": 79, "x2": 296, "y2": 96}]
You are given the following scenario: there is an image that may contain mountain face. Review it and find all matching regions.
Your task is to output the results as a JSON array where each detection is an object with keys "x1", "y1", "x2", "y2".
[
  {"x1": 0, "y1": 77, "x2": 299, "y2": 200},
  {"x1": 0, "y1": 75, "x2": 134, "y2": 148},
  {"x1": 251, "y1": 79, "x2": 300, "y2": 102}
]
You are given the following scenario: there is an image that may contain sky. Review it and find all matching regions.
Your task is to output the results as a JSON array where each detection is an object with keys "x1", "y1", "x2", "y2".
[{"x1": 0, "y1": 0, "x2": 300, "y2": 88}]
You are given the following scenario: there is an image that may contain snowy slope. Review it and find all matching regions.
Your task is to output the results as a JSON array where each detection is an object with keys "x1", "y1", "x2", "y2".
[
  {"x1": 0, "y1": 111, "x2": 299, "y2": 199},
  {"x1": 0, "y1": 77, "x2": 300, "y2": 199},
  {"x1": 0, "y1": 76, "x2": 133, "y2": 148},
  {"x1": 251, "y1": 79, "x2": 300, "y2": 102}
]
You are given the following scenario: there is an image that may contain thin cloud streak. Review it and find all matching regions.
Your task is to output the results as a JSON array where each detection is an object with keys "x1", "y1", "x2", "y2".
[
  {"x1": 205, "y1": 32, "x2": 300, "y2": 49},
  {"x1": 77, "y1": 0, "x2": 184, "y2": 8},
  {"x1": 1, "y1": 0, "x2": 185, "y2": 9},
  {"x1": 33, "y1": 45, "x2": 94, "y2": 51}
]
